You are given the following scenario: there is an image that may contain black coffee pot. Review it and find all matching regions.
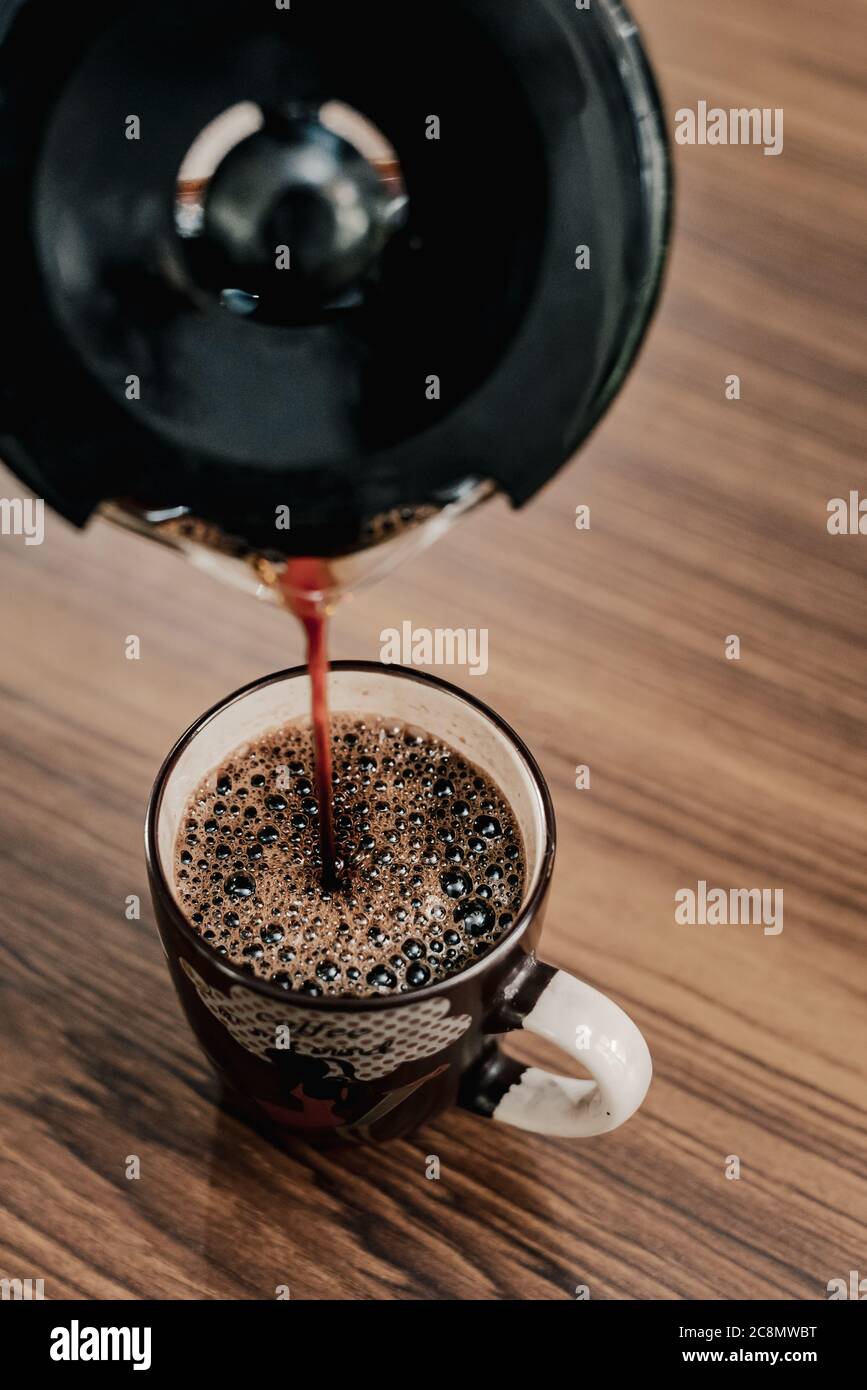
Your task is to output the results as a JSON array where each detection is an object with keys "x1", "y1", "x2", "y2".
[{"x1": 0, "y1": 0, "x2": 671, "y2": 603}]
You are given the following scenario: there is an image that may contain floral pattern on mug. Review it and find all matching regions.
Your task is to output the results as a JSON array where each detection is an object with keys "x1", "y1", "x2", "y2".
[{"x1": 180, "y1": 958, "x2": 474, "y2": 1081}]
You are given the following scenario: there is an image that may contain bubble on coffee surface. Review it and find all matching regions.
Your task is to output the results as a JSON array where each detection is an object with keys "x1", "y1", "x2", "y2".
[{"x1": 173, "y1": 716, "x2": 526, "y2": 997}]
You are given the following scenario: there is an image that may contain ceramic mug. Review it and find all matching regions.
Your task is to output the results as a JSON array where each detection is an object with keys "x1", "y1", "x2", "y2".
[{"x1": 146, "y1": 663, "x2": 651, "y2": 1144}]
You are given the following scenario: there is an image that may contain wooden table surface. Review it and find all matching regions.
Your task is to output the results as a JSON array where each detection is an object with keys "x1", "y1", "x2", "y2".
[{"x1": 1, "y1": 0, "x2": 865, "y2": 1300}]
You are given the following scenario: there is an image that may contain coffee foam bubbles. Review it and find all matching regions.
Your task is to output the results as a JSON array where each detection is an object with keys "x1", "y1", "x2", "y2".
[{"x1": 173, "y1": 715, "x2": 526, "y2": 998}]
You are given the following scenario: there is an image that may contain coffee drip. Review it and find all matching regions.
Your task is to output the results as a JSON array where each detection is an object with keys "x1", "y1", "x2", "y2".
[{"x1": 279, "y1": 557, "x2": 338, "y2": 888}]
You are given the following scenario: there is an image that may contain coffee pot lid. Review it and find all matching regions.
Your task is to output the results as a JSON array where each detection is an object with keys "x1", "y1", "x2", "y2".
[{"x1": 0, "y1": 0, "x2": 670, "y2": 555}]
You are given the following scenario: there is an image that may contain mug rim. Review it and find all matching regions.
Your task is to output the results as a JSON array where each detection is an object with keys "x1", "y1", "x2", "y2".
[{"x1": 145, "y1": 661, "x2": 556, "y2": 1013}]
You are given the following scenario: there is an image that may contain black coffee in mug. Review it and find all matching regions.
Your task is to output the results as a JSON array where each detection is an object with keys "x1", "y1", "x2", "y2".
[
  {"x1": 149, "y1": 664, "x2": 651, "y2": 1145},
  {"x1": 173, "y1": 716, "x2": 527, "y2": 999}
]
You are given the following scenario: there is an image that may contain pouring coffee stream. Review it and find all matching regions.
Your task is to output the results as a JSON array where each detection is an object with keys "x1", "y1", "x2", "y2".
[{"x1": 279, "y1": 557, "x2": 339, "y2": 890}]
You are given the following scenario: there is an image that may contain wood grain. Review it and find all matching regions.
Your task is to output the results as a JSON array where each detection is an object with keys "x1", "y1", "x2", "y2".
[{"x1": 1, "y1": 0, "x2": 865, "y2": 1299}]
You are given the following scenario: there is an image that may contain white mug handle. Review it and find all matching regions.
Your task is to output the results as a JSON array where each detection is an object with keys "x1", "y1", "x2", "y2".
[{"x1": 461, "y1": 962, "x2": 652, "y2": 1138}]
